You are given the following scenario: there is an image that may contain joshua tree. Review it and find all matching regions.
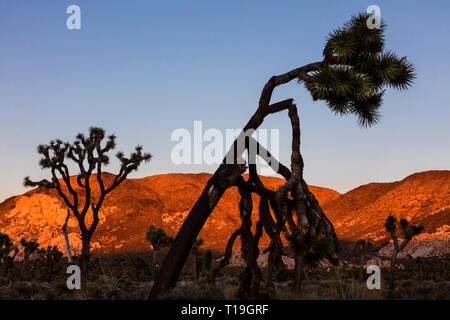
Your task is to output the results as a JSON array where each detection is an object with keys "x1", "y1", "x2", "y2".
[
  {"x1": 190, "y1": 245, "x2": 213, "y2": 280},
  {"x1": 25, "y1": 127, "x2": 151, "y2": 290},
  {"x1": 150, "y1": 13, "x2": 415, "y2": 299},
  {"x1": 191, "y1": 238, "x2": 204, "y2": 279},
  {"x1": 146, "y1": 225, "x2": 173, "y2": 278},
  {"x1": 355, "y1": 239, "x2": 374, "y2": 278},
  {"x1": 384, "y1": 215, "x2": 424, "y2": 291},
  {"x1": 36, "y1": 245, "x2": 63, "y2": 281},
  {"x1": 20, "y1": 238, "x2": 39, "y2": 276},
  {"x1": 20, "y1": 238, "x2": 39, "y2": 264},
  {"x1": 0, "y1": 232, "x2": 18, "y2": 274}
]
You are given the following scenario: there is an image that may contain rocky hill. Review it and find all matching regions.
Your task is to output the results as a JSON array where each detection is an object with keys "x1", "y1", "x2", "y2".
[
  {"x1": 322, "y1": 170, "x2": 450, "y2": 243},
  {"x1": 0, "y1": 173, "x2": 339, "y2": 255},
  {"x1": 0, "y1": 171, "x2": 448, "y2": 258}
]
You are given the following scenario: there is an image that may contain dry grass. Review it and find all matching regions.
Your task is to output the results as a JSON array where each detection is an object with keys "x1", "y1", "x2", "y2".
[{"x1": 1, "y1": 253, "x2": 449, "y2": 300}]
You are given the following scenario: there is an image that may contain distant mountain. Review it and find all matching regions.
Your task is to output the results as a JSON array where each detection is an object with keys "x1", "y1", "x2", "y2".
[
  {"x1": 0, "y1": 171, "x2": 448, "y2": 257},
  {"x1": 0, "y1": 173, "x2": 339, "y2": 255},
  {"x1": 323, "y1": 170, "x2": 450, "y2": 242}
]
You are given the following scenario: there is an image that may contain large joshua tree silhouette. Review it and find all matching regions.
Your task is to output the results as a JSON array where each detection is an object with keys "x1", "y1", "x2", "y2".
[
  {"x1": 150, "y1": 13, "x2": 414, "y2": 299},
  {"x1": 24, "y1": 127, "x2": 151, "y2": 290}
]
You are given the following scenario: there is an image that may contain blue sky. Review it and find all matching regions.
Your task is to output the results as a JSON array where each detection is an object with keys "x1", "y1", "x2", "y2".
[{"x1": 0, "y1": 0, "x2": 449, "y2": 201}]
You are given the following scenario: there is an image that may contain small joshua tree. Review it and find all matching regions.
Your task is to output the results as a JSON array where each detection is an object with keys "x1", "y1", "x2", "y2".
[
  {"x1": 146, "y1": 225, "x2": 173, "y2": 278},
  {"x1": 191, "y1": 238, "x2": 204, "y2": 279},
  {"x1": 292, "y1": 233, "x2": 340, "y2": 293},
  {"x1": 355, "y1": 239, "x2": 374, "y2": 278},
  {"x1": 37, "y1": 245, "x2": 63, "y2": 281},
  {"x1": 20, "y1": 238, "x2": 39, "y2": 275},
  {"x1": 384, "y1": 215, "x2": 424, "y2": 291},
  {"x1": 193, "y1": 248, "x2": 214, "y2": 280},
  {"x1": 24, "y1": 127, "x2": 151, "y2": 290},
  {"x1": 0, "y1": 232, "x2": 18, "y2": 275}
]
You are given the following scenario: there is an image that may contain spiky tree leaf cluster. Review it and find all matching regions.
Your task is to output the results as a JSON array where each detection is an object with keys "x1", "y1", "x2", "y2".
[
  {"x1": 295, "y1": 233, "x2": 340, "y2": 267},
  {"x1": 21, "y1": 238, "x2": 39, "y2": 256},
  {"x1": 146, "y1": 225, "x2": 173, "y2": 251},
  {"x1": 307, "y1": 13, "x2": 415, "y2": 127},
  {"x1": 20, "y1": 238, "x2": 40, "y2": 270},
  {"x1": 385, "y1": 215, "x2": 424, "y2": 242},
  {"x1": 38, "y1": 245, "x2": 63, "y2": 264}
]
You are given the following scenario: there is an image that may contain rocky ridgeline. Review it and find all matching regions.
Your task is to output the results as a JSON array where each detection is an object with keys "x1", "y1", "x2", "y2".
[
  {"x1": 0, "y1": 171, "x2": 449, "y2": 258},
  {"x1": 0, "y1": 173, "x2": 340, "y2": 255}
]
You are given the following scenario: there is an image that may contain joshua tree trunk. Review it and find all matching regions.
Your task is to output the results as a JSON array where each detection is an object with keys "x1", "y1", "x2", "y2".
[
  {"x1": 149, "y1": 61, "x2": 330, "y2": 299},
  {"x1": 80, "y1": 234, "x2": 91, "y2": 291},
  {"x1": 359, "y1": 254, "x2": 365, "y2": 279},
  {"x1": 358, "y1": 247, "x2": 368, "y2": 280},
  {"x1": 264, "y1": 237, "x2": 284, "y2": 296},
  {"x1": 236, "y1": 184, "x2": 264, "y2": 299},
  {"x1": 150, "y1": 250, "x2": 157, "y2": 280},
  {"x1": 149, "y1": 175, "x2": 236, "y2": 299},
  {"x1": 388, "y1": 228, "x2": 413, "y2": 293},
  {"x1": 22, "y1": 253, "x2": 30, "y2": 279},
  {"x1": 389, "y1": 248, "x2": 398, "y2": 291},
  {"x1": 149, "y1": 99, "x2": 295, "y2": 299},
  {"x1": 294, "y1": 254, "x2": 305, "y2": 294},
  {"x1": 62, "y1": 210, "x2": 73, "y2": 264}
]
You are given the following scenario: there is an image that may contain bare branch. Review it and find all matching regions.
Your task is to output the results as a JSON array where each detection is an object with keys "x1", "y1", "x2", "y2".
[{"x1": 209, "y1": 228, "x2": 243, "y2": 282}]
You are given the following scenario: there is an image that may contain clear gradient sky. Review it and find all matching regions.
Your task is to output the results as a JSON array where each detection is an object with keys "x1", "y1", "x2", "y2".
[{"x1": 0, "y1": 1, "x2": 449, "y2": 202}]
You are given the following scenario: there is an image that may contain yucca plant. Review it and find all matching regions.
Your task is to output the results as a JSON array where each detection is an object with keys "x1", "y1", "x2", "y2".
[
  {"x1": 308, "y1": 13, "x2": 415, "y2": 127},
  {"x1": 20, "y1": 239, "x2": 39, "y2": 263}
]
